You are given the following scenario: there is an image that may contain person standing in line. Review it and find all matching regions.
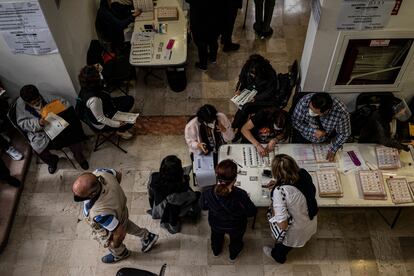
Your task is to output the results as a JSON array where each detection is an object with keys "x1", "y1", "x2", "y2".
[
  {"x1": 221, "y1": 0, "x2": 242, "y2": 52},
  {"x1": 263, "y1": 154, "x2": 318, "y2": 264},
  {"x1": 186, "y1": 0, "x2": 222, "y2": 70},
  {"x1": 72, "y1": 168, "x2": 159, "y2": 263},
  {"x1": 253, "y1": 0, "x2": 276, "y2": 38},
  {"x1": 200, "y1": 160, "x2": 257, "y2": 262}
]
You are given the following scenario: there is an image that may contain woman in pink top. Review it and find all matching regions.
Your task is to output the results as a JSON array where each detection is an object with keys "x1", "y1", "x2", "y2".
[{"x1": 185, "y1": 104, "x2": 234, "y2": 162}]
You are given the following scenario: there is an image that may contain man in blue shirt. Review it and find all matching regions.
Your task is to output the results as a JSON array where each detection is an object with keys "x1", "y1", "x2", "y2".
[{"x1": 292, "y1": 93, "x2": 351, "y2": 161}]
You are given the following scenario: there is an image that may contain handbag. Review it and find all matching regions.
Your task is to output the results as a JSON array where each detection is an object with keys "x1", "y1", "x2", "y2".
[{"x1": 267, "y1": 186, "x2": 293, "y2": 243}]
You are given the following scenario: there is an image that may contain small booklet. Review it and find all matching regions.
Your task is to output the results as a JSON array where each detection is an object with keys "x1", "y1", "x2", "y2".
[
  {"x1": 112, "y1": 111, "x2": 140, "y2": 124},
  {"x1": 44, "y1": 112, "x2": 68, "y2": 140},
  {"x1": 230, "y1": 89, "x2": 257, "y2": 109}
]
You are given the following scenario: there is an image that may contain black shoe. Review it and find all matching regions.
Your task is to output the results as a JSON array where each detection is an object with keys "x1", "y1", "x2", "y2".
[
  {"x1": 80, "y1": 160, "x2": 89, "y2": 170},
  {"x1": 6, "y1": 176, "x2": 21, "y2": 188},
  {"x1": 48, "y1": 162, "x2": 58, "y2": 174},
  {"x1": 289, "y1": 60, "x2": 298, "y2": 88},
  {"x1": 209, "y1": 55, "x2": 217, "y2": 64},
  {"x1": 141, "y1": 232, "x2": 159, "y2": 252},
  {"x1": 253, "y1": 22, "x2": 262, "y2": 35},
  {"x1": 223, "y1": 43, "x2": 240, "y2": 52},
  {"x1": 195, "y1": 62, "x2": 207, "y2": 71},
  {"x1": 260, "y1": 28, "x2": 274, "y2": 39}
]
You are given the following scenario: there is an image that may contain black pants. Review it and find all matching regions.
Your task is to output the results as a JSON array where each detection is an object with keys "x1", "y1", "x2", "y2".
[
  {"x1": 38, "y1": 142, "x2": 85, "y2": 166},
  {"x1": 271, "y1": 242, "x2": 292, "y2": 264},
  {"x1": 0, "y1": 158, "x2": 10, "y2": 180},
  {"x1": 194, "y1": 38, "x2": 218, "y2": 68},
  {"x1": 211, "y1": 227, "x2": 245, "y2": 259},
  {"x1": 254, "y1": 0, "x2": 276, "y2": 32},
  {"x1": 0, "y1": 134, "x2": 10, "y2": 150},
  {"x1": 221, "y1": 2, "x2": 239, "y2": 45},
  {"x1": 102, "y1": 95, "x2": 135, "y2": 132}
]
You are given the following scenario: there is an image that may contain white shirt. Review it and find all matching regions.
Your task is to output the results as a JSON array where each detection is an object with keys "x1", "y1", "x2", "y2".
[
  {"x1": 184, "y1": 113, "x2": 234, "y2": 155},
  {"x1": 272, "y1": 185, "x2": 317, "y2": 248},
  {"x1": 86, "y1": 97, "x2": 121, "y2": 129}
]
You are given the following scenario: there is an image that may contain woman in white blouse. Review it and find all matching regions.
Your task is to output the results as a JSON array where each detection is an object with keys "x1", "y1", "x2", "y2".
[
  {"x1": 78, "y1": 65, "x2": 135, "y2": 139},
  {"x1": 184, "y1": 104, "x2": 234, "y2": 162},
  {"x1": 263, "y1": 154, "x2": 318, "y2": 263}
]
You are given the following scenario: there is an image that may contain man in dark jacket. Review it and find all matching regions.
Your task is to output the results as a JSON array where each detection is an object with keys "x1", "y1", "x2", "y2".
[
  {"x1": 186, "y1": 0, "x2": 222, "y2": 70},
  {"x1": 221, "y1": 0, "x2": 242, "y2": 52}
]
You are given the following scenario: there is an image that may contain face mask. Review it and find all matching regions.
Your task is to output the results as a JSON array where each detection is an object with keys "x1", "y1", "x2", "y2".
[
  {"x1": 73, "y1": 195, "x2": 89, "y2": 202},
  {"x1": 308, "y1": 108, "x2": 319, "y2": 117},
  {"x1": 205, "y1": 120, "x2": 216, "y2": 129},
  {"x1": 273, "y1": 124, "x2": 283, "y2": 131}
]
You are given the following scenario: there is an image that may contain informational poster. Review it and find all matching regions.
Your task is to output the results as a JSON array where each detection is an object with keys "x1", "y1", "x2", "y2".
[
  {"x1": 337, "y1": 0, "x2": 395, "y2": 30},
  {"x1": 0, "y1": 1, "x2": 58, "y2": 55}
]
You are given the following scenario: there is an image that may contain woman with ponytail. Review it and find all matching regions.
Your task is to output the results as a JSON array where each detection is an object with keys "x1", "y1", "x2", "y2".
[{"x1": 200, "y1": 159, "x2": 257, "y2": 262}]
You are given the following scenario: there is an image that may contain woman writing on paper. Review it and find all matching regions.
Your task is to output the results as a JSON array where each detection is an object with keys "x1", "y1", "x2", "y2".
[
  {"x1": 78, "y1": 65, "x2": 135, "y2": 140},
  {"x1": 241, "y1": 108, "x2": 290, "y2": 157},
  {"x1": 263, "y1": 154, "x2": 318, "y2": 264},
  {"x1": 185, "y1": 104, "x2": 234, "y2": 164}
]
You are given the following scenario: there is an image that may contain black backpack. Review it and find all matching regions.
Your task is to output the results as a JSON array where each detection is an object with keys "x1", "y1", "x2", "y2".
[{"x1": 350, "y1": 104, "x2": 376, "y2": 137}]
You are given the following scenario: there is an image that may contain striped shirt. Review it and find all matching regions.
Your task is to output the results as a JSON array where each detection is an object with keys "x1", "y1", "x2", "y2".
[
  {"x1": 83, "y1": 168, "x2": 119, "y2": 232},
  {"x1": 292, "y1": 93, "x2": 351, "y2": 153}
]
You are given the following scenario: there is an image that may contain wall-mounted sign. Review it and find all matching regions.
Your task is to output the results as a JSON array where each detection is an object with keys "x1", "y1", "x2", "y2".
[
  {"x1": 0, "y1": 1, "x2": 58, "y2": 55},
  {"x1": 337, "y1": 0, "x2": 395, "y2": 30}
]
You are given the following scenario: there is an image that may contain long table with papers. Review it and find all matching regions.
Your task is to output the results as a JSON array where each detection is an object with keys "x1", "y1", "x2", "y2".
[{"x1": 218, "y1": 143, "x2": 414, "y2": 210}]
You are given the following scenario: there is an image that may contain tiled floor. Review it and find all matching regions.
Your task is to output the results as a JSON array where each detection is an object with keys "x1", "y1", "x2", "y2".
[{"x1": 2, "y1": 1, "x2": 414, "y2": 276}]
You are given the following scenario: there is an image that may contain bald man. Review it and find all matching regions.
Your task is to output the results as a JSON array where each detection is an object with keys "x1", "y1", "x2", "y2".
[{"x1": 73, "y1": 168, "x2": 158, "y2": 263}]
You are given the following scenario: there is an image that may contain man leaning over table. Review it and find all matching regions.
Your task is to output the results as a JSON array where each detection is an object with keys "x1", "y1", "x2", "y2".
[{"x1": 292, "y1": 92, "x2": 351, "y2": 162}]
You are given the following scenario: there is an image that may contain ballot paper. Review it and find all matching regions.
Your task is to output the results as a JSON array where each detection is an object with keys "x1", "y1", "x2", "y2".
[
  {"x1": 112, "y1": 111, "x2": 140, "y2": 124},
  {"x1": 230, "y1": 89, "x2": 257, "y2": 109},
  {"x1": 193, "y1": 153, "x2": 215, "y2": 188},
  {"x1": 44, "y1": 112, "x2": 68, "y2": 140}
]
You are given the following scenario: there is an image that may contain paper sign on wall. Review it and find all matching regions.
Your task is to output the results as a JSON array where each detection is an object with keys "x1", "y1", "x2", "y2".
[
  {"x1": 0, "y1": 1, "x2": 58, "y2": 55},
  {"x1": 337, "y1": 0, "x2": 395, "y2": 30}
]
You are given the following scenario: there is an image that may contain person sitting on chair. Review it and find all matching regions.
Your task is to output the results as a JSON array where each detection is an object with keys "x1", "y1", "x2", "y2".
[
  {"x1": 185, "y1": 104, "x2": 234, "y2": 162},
  {"x1": 292, "y1": 93, "x2": 351, "y2": 162},
  {"x1": 241, "y1": 108, "x2": 289, "y2": 157},
  {"x1": 148, "y1": 155, "x2": 201, "y2": 234},
  {"x1": 16, "y1": 85, "x2": 88, "y2": 174},
  {"x1": 0, "y1": 96, "x2": 23, "y2": 161},
  {"x1": 358, "y1": 98, "x2": 411, "y2": 151},
  {"x1": 78, "y1": 65, "x2": 135, "y2": 140}
]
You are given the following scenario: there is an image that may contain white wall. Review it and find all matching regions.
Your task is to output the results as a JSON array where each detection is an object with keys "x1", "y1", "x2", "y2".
[
  {"x1": 300, "y1": 0, "x2": 414, "y2": 109},
  {"x1": 38, "y1": 0, "x2": 98, "y2": 94},
  {"x1": 0, "y1": 0, "x2": 98, "y2": 102}
]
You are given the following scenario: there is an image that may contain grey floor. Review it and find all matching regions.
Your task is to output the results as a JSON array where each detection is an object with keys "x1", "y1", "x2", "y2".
[{"x1": 1, "y1": 1, "x2": 414, "y2": 275}]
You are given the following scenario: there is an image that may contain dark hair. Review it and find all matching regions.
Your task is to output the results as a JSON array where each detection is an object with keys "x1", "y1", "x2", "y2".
[
  {"x1": 196, "y1": 104, "x2": 217, "y2": 124},
  {"x1": 159, "y1": 155, "x2": 184, "y2": 183},
  {"x1": 79, "y1": 65, "x2": 102, "y2": 90},
  {"x1": 246, "y1": 54, "x2": 274, "y2": 80},
  {"x1": 378, "y1": 97, "x2": 396, "y2": 123},
  {"x1": 272, "y1": 109, "x2": 289, "y2": 131},
  {"x1": 214, "y1": 159, "x2": 237, "y2": 197},
  {"x1": 310, "y1": 93, "x2": 333, "y2": 113},
  {"x1": 20, "y1": 85, "x2": 40, "y2": 103}
]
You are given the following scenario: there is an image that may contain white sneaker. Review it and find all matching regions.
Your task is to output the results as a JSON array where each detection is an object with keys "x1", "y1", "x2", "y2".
[
  {"x1": 5, "y1": 146, "x2": 23, "y2": 161},
  {"x1": 263, "y1": 246, "x2": 273, "y2": 259},
  {"x1": 116, "y1": 131, "x2": 133, "y2": 140}
]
